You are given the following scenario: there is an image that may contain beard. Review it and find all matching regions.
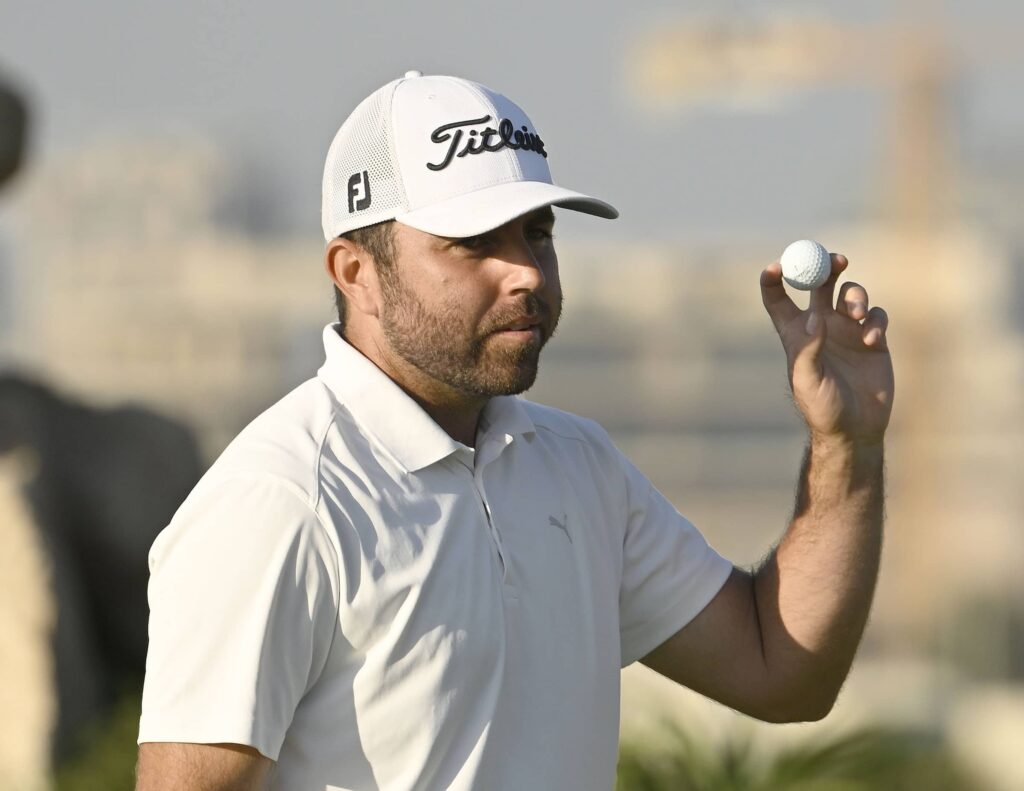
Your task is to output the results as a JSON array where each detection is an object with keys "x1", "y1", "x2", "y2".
[{"x1": 378, "y1": 270, "x2": 560, "y2": 398}]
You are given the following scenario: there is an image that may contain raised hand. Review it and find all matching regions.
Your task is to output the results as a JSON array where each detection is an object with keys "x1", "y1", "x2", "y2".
[{"x1": 760, "y1": 254, "x2": 894, "y2": 445}]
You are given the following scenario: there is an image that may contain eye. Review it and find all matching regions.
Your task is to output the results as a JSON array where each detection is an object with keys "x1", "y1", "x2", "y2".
[
  {"x1": 527, "y1": 226, "x2": 555, "y2": 244},
  {"x1": 454, "y1": 234, "x2": 491, "y2": 251}
]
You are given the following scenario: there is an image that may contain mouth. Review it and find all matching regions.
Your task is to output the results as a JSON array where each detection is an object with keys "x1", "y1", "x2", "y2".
[{"x1": 492, "y1": 317, "x2": 543, "y2": 342}]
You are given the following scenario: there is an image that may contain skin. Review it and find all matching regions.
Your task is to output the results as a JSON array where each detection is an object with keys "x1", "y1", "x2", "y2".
[
  {"x1": 329, "y1": 206, "x2": 563, "y2": 446},
  {"x1": 136, "y1": 226, "x2": 894, "y2": 786},
  {"x1": 135, "y1": 743, "x2": 272, "y2": 791},
  {"x1": 644, "y1": 254, "x2": 893, "y2": 721}
]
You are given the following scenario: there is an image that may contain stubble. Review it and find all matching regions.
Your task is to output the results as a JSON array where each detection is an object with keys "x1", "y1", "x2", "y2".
[{"x1": 378, "y1": 271, "x2": 559, "y2": 397}]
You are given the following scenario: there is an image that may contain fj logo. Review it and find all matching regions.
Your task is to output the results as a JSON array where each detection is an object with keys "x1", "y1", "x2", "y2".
[{"x1": 347, "y1": 170, "x2": 371, "y2": 213}]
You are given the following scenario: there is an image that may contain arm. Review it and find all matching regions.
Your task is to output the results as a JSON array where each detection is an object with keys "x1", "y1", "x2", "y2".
[
  {"x1": 137, "y1": 477, "x2": 341, "y2": 785},
  {"x1": 643, "y1": 254, "x2": 893, "y2": 722},
  {"x1": 135, "y1": 742, "x2": 272, "y2": 791}
]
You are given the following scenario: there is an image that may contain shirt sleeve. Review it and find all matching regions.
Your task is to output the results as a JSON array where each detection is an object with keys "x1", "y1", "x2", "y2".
[
  {"x1": 616, "y1": 452, "x2": 734, "y2": 667},
  {"x1": 138, "y1": 474, "x2": 341, "y2": 761}
]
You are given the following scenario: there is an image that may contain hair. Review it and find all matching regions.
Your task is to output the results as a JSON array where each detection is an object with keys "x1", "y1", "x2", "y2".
[{"x1": 333, "y1": 220, "x2": 397, "y2": 330}]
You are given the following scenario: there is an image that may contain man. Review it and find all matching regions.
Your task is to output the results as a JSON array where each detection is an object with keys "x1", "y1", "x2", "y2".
[{"x1": 136, "y1": 72, "x2": 893, "y2": 790}]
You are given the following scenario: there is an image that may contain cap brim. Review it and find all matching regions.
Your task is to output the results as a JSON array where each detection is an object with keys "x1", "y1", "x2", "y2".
[{"x1": 394, "y1": 180, "x2": 618, "y2": 238}]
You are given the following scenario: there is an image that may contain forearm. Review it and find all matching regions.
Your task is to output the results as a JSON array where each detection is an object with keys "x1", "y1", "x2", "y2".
[
  {"x1": 135, "y1": 743, "x2": 272, "y2": 791},
  {"x1": 752, "y1": 434, "x2": 884, "y2": 718}
]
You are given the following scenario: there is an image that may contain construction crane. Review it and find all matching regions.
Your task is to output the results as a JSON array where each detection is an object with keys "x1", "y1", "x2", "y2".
[
  {"x1": 624, "y1": 12, "x2": 955, "y2": 229},
  {"x1": 622, "y1": 9, "x2": 1024, "y2": 654}
]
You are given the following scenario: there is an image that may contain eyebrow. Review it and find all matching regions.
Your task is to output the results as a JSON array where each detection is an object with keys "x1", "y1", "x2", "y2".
[{"x1": 528, "y1": 207, "x2": 556, "y2": 225}]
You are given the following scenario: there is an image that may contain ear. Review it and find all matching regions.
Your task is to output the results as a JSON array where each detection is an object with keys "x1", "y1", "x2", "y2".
[{"x1": 324, "y1": 237, "x2": 381, "y2": 319}]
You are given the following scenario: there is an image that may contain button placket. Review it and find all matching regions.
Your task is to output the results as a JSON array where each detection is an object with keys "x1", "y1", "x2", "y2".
[
  {"x1": 450, "y1": 448, "x2": 508, "y2": 579},
  {"x1": 474, "y1": 468, "x2": 507, "y2": 579},
  {"x1": 472, "y1": 434, "x2": 513, "y2": 582}
]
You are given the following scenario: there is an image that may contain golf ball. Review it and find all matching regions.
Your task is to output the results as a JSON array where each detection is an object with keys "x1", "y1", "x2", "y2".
[{"x1": 780, "y1": 240, "x2": 831, "y2": 290}]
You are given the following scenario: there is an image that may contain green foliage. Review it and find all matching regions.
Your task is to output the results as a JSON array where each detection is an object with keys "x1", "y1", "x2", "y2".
[
  {"x1": 55, "y1": 692, "x2": 141, "y2": 791},
  {"x1": 54, "y1": 692, "x2": 979, "y2": 791},
  {"x1": 616, "y1": 721, "x2": 979, "y2": 791}
]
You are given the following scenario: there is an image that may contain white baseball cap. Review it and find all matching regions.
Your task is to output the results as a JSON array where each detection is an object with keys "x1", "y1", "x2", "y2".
[{"x1": 321, "y1": 70, "x2": 618, "y2": 240}]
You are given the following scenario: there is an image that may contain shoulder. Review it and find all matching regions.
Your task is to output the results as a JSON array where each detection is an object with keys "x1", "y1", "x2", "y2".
[
  {"x1": 204, "y1": 378, "x2": 341, "y2": 506},
  {"x1": 148, "y1": 379, "x2": 345, "y2": 601},
  {"x1": 150, "y1": 459, "x2": 342, "y2": 599},
  {"x1": 152, "y1": 378, "x2": 342, "y2": 558},
  {"x1": 517, "y1": 398, "x2": 651, "y2": 496},
  {"x1": 519, "y1": 399, "x2": 617, "y2": 450},
  {"x1": 516, "y1": 399, "x2": 627, "y2": 479},
  {"x1": 518, "y1": 399, "x2": 608, "y2": 443}
]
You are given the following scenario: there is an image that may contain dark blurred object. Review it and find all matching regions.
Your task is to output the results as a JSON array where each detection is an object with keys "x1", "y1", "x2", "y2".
[
  {"x1": 0, "y1": 73, "x2": 28, "y2": 189},
  {"x1": 0, "y1": 375, "x2": 203, "y2": 761}
]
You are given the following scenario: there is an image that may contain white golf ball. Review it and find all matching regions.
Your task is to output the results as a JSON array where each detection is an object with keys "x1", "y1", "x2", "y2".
[{"x1": 780, "y1": 240, "x2": 831, "y2": 291}]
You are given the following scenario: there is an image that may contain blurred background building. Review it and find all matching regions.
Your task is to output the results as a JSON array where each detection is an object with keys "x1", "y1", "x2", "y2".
[{"x1": 1, "y1": 0, "x2": 1023, "y2": 788}]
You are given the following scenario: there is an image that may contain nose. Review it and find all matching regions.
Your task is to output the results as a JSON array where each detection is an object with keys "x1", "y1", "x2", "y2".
[{"x1": 499, "y1": 233, "x2": 546, "y2": 294}]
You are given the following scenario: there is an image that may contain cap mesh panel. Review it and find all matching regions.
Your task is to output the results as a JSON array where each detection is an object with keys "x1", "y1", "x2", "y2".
[{"x1": 322, "y1": 80, "x2": 408, "y2": 238}]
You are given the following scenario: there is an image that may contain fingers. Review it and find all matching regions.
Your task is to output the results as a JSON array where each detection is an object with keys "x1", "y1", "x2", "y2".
[
  {"x1": 862, "y1": 306, "x2": 889, "y2": 349},
  {"x1": 835, "y1": 279, "x2": 889, "y2": 349},
  {"x1": 762, "y1": 249, "x2": 889, "y2": 382},
  {"x1": 791, "y1": 307, "x2": 827, "y2": 386},
  {"x1": 760, "y1": 261, "x2": 801, "y2": 333},
  {"x1": 836, "y1": 280, "x2": 869, "y2": 320},
  {"x1": 810, "y1": 253, "x2": 849, "y2": 316},
  {"x1": 763, "y1": 253, "x2": 882, "y2": 351}
]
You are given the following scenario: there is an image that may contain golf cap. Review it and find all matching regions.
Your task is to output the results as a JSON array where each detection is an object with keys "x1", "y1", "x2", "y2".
[{"x1": 321, "y1": 70, "x2": 618, "y2": 240}]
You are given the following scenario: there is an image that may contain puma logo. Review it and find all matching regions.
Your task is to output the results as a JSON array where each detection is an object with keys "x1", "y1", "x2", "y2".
[{"x1": 548, "y1": 514, "x2": 572, "y2": 544}]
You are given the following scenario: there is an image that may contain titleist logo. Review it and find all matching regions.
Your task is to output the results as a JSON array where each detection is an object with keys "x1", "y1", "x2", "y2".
[{"x1": 426, "y1": 115, "x2": 547, "y2": 171}]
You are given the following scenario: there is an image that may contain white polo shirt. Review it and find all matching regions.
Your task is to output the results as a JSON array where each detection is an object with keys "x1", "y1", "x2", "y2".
[{"x1": 139, "y1": 325, "x2": 733, "y2": 791}]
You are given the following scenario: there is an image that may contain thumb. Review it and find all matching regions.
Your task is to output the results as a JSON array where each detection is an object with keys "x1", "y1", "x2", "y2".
[{"x1": 792, "y1": 310, "x2": 826, "y2": 385}]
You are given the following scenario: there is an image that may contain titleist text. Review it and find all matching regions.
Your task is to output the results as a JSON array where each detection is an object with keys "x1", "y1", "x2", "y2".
[{"x1": 426, "y1": 115, "x2": 548, "y2": 171}]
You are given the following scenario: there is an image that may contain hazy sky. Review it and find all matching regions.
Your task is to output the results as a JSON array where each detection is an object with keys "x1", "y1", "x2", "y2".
[{"x1": 2, "y1": 0, "x2": 1021, "y2": 244}]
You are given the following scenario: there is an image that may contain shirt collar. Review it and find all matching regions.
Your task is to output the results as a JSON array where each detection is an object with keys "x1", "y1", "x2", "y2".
[
  {"x1": 316, "y1": 324, "x2": 535, "y2": 473},
  {"x1": 479, "y1": 390, "x2": 536, "y2": 444}
]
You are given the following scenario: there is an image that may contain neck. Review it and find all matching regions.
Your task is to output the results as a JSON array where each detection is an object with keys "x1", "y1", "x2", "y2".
[
  {"x1": 345, "y1": 326, "x2": 486, "y2": 448},
  {"x1": 407, "y1": 392, "x2": 486, "y2": 449}
]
